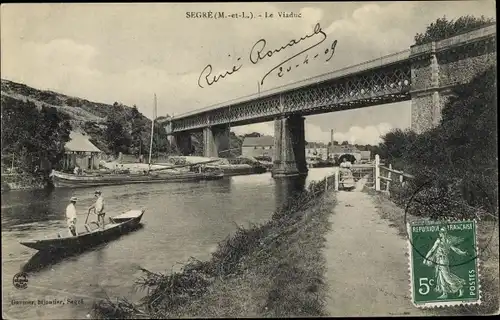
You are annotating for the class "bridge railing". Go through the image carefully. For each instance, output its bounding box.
[373,154,414,192]
[308,173,338,196]
[308,155,413,193]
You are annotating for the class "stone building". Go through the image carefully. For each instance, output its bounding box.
[241,136,274,158]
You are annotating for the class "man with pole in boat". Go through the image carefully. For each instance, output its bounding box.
[88,190,106,229]
[66,197,78,236]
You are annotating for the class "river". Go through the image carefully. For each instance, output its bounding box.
[1,168,334,320]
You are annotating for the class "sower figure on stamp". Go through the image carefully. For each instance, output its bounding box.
[88,190,105,229]
[66,197,78,236]
[424,226,467,299]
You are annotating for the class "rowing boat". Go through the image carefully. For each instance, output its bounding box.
[49,169,224,188]
[20,209,145,252]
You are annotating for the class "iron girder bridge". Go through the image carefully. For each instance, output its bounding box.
[163,49,412,134]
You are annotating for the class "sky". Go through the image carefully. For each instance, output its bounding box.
[1,1,495,145]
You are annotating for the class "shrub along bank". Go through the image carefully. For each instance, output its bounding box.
[365,183,499,316]
[1,173,50,191]
[92,176,336,319]
[373,61,498,314]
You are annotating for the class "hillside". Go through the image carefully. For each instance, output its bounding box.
[1,79,159,154]
[1,79,244,159]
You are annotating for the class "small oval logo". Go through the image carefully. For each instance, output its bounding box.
[13,272,28,290]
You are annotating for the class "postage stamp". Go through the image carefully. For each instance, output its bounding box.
[408,220,480,308]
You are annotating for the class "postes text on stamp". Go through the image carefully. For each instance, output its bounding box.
[408,220,480,307]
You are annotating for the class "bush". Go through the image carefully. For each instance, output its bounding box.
[381,65,497,219]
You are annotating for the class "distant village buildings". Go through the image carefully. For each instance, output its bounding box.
[241,134,372,163]
[305,145,371,163]
[241,136,274,158]
[305,147,329,160]
[329,145,371,163]
[61,131,103,171]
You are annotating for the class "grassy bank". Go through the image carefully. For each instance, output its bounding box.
[92,177,336,318]
[364,186,499,315]
[1,173,49,191]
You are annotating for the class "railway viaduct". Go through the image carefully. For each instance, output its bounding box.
[159,25,496,177]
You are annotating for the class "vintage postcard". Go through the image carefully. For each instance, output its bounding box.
[1,2,498,319]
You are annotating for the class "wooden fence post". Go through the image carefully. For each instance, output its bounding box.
[375,154,380,191]
[325,177,328,191]
[334,168,339,191]
[385,163,392,192]
[399,174,404,184]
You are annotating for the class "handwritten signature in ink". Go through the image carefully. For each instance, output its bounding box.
[197,22,338,88]
[197,55,243,89]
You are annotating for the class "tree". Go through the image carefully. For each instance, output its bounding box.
[439,66,497,170]
[341,140,349,145]
[414,15,495,45]
[105,118,132,156]
[379,65,497,214]
[129,105,147,155]
[379,128,418,163]
[1,96,71,173]
[36,106,71,169]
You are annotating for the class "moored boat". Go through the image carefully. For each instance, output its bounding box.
[20,209,145,252]
[204,163,267,176]
[49,169,224,188]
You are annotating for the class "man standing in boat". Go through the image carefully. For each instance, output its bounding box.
[66,197,78,236]
[88,190,105,229]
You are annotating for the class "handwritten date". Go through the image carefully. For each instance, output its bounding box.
[197,22,338,89]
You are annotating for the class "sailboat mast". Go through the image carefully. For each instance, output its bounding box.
[148,94,157,168]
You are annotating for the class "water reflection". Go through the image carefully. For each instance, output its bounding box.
[2,170,332,320]
[200,178,232,194]
[22,250,81,273]
[20,224,145,274]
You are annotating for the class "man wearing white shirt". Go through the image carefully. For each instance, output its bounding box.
[88,190,105,229]
[66,197,78,236]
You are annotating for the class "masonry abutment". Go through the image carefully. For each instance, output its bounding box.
[170,133,192,156]
[271,115,308,178]
[203,125,230,158]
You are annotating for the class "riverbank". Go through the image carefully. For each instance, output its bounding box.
[365,187,499,316]
[1,173,49,191]
[324,180,427,316]
[92,178,336,318]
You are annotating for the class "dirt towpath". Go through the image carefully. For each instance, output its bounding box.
[323,180,427,316]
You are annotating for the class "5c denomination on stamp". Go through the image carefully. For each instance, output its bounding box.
[408,220,480,308]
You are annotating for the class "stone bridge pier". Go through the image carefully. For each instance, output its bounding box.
[203,125,230,158]
[168,133,193,156]
[272,115,308,178]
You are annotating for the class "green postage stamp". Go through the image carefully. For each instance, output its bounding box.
[408,220,480,307]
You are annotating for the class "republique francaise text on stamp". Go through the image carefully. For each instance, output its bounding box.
[408,220,480,308]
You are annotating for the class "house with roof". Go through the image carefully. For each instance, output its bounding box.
[60,131,103,171]
[305,147,329,160]
[359,150,372,162]
[329,145,363,163]
[241,135,274,159]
